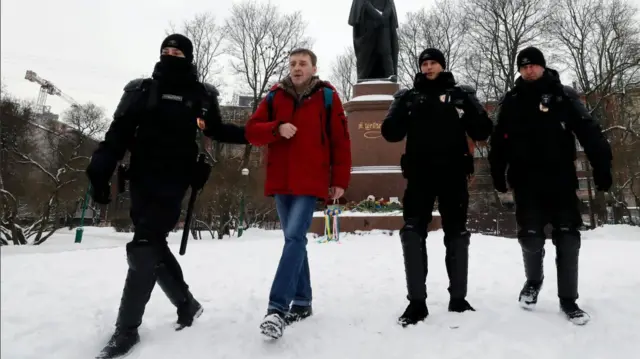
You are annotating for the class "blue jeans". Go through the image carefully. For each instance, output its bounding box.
[268,194,317,313]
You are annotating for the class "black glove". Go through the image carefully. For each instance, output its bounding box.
[491,169,508,193]
[448,87,482,116]
[592,167,612,192]
[449,89,468,110]
[89,181,112,204]
[86,154,116,204]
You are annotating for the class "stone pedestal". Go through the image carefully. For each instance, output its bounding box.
[343,81,406,203]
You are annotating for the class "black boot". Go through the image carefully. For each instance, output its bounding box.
[553,229,587,324]
[559,298,590,325]
[518,235,546,283]
[448,298,475,312]
[260,309,286,339]
[175,297,203,330]
[114,242,159,331]
[155,248,203,330]
[517,233,545,310]
[398,300,429,327]
[97,241,159,358]
[444,231,470,300]
[285,305,313,325]
[95,328,140,359]
[400,221,428,302]
[553,230,581,302]
[518,280,543,309]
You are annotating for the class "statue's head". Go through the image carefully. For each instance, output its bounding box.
[288,48,318,87]
[418,48,446,80]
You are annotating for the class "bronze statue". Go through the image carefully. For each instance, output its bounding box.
[348,0,399,82]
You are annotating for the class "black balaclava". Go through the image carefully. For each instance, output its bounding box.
[156,34,196,83]
[161,33,194,61]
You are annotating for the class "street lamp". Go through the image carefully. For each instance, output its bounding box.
[75,182,92,243]
[238,168,250,237]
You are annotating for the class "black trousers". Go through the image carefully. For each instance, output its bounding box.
[400,174,471,301]
[115,179,195,330]
[514,186,583,300]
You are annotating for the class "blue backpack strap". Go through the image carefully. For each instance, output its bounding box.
[266,90,277,122]
[323,87,333,139]
[322,87,335,165]
[323,87,333,107]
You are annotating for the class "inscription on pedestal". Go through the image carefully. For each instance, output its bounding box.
[357,121,382,139]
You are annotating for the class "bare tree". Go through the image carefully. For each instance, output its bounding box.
[168,12,226,86]
[548,0,640,115]
[328,47,357,101]
[190,154,269,238]
[605,95,640,225]
[63,103,110,145]
[397,0,469,88]
[461,49,496,104]
[548,0,640,225]
[2,103,108,244]
[224,0,311,168]
[602,90,640,224]
[463,0,552,101]
[1,94,38,245]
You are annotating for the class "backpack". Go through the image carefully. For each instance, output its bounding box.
[266,87,334,139]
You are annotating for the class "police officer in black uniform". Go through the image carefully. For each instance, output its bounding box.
[381,48,493,326]
[489,47,612,325]
[86,34,247,358]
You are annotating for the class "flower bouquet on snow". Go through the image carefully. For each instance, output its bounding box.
[345,195,403,213]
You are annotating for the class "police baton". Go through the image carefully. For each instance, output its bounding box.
[179,154,210,255]
[179,187,199,255]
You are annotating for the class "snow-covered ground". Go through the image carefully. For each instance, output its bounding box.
[2,225,640,358]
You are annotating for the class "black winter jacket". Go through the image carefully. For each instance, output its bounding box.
[488,68,612,191]
[381,72,493,178]
[88,59,247,185]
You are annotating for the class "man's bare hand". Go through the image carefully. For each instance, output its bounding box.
[497,192,513,204]
[278,123,297,139]
[329,186,345,200]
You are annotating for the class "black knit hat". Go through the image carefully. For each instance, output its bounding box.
[161,34,194,62]
[517,46,545,68]
[418,48,446,69]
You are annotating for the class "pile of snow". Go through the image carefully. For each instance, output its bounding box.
[349,94,394,102]
[2,225,640,358]
[581,224,640,241]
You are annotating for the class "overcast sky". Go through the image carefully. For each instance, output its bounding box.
[1,0,439,117]
[4,0,638,118]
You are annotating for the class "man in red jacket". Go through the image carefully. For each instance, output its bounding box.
[245,48,351,339]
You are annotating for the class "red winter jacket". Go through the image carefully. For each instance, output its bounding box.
[246,78,352,200]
